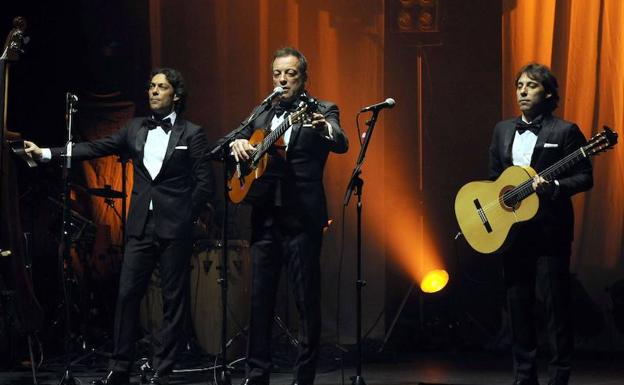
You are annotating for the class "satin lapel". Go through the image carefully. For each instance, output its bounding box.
[502,123,516,167]
[136,122,150,175]
[287,120,303,148]
[530,116,555,168]
[158,119,185,179]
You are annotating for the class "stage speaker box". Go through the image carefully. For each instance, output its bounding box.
[140,240,251,357]
[386,0,443,47]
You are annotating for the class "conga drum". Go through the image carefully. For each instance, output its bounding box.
[140,239,251,357]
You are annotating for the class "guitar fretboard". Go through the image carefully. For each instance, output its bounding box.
[504,147,587,206]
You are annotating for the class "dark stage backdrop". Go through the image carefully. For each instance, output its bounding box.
[149,0,505,347]
[4,0,620,356]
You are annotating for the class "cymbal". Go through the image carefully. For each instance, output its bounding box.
[87,185,125,199]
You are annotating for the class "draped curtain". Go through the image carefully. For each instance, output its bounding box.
[503,0,624,344]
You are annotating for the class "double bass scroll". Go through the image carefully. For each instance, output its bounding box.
[0,16,44,334]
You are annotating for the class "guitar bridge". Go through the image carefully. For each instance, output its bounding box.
[473,199,492,233]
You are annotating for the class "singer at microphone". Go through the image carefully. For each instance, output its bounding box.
[360,97,396,112]
[227,47,348,385]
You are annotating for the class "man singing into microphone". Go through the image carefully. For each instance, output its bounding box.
[25,68,214,385]
[229,47,348,385]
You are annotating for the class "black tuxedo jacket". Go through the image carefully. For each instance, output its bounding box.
[488,115,593,254]
[52,117,213,239]
[233,96,348,230]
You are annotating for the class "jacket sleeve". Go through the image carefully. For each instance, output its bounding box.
[323,103,349,154]
[51,122,130,160]
[556,123,593,197]
[488,122,505,180]
[189,127,215,216]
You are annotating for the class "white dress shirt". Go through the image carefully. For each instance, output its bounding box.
[144,111,176,209]
[512,116,538,167]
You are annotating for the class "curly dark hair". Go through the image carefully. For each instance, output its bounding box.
[149,67,187,114]
[515,63,560,114]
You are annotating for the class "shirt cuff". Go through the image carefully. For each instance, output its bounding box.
[41,148,52,162]
[551,179,560,199]
[325,122,334,140]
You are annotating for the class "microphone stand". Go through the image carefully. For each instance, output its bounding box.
[117,155,128,255]
[343,108,383,385]
[206,102,271,385]
[57,92,79,385]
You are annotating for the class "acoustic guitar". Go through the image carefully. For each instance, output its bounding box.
[455,126,618,254]
[228,98,316,203]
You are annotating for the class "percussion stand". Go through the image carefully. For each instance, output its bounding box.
[117,155,128,255]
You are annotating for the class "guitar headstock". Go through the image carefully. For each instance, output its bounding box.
[289,94,320,125]
[584,126,618,157]
[2,17,28,62]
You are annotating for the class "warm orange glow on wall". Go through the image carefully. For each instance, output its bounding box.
[383,204,446,285]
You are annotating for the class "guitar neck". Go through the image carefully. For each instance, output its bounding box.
[510,147,587,203]
[253,115,292,161]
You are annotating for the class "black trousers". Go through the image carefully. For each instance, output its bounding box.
[109,212,192,374]
[245,206,323,385]
[503,240,573,385]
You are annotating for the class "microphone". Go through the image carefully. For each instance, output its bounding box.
[66,92,79,103]
[360,98,396,112]
[260,86,284,105]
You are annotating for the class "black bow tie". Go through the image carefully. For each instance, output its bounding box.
[516,121,541,135]
[274,103,296,118]
[145,117,173,133]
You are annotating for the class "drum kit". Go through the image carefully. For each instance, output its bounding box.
[53,181,252,359]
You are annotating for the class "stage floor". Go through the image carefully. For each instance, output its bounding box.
[1,351,623,385]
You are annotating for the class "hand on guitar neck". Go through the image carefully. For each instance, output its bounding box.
[230,138,256,162]
[531,175,557,197]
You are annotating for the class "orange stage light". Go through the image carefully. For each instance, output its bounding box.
[419,269,449,293]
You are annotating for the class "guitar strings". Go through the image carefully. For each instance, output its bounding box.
[477,147,585,215]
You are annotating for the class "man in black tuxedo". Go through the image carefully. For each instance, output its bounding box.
[488,63,593,385]
[229,47,348,385]
[25,68,213,385]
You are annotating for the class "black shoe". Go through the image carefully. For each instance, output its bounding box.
[513,380,539,385]
[240,379,268,385]
[91,371,130,385]
[148,372,169,385]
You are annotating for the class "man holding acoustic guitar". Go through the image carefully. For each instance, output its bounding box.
[486,63,593,385]
[229,47,348,385]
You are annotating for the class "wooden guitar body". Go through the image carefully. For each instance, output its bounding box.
[455,166,539,254]
[226,99,314,204]
[228,128,269,204]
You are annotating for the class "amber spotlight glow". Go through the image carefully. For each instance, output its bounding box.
[420,269,449,293]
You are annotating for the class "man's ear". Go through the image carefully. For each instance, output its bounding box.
[173,94,180,101]
[545,93,552,99]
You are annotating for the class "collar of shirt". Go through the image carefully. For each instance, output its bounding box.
[158,111,176,127]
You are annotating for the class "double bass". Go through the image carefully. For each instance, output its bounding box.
[0,16,44,354]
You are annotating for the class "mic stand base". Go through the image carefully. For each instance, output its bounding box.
[351,375,366,385]
[57,368,80,385]
[214,367,231,385]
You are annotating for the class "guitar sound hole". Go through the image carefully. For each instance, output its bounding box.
[500,185,520,211]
